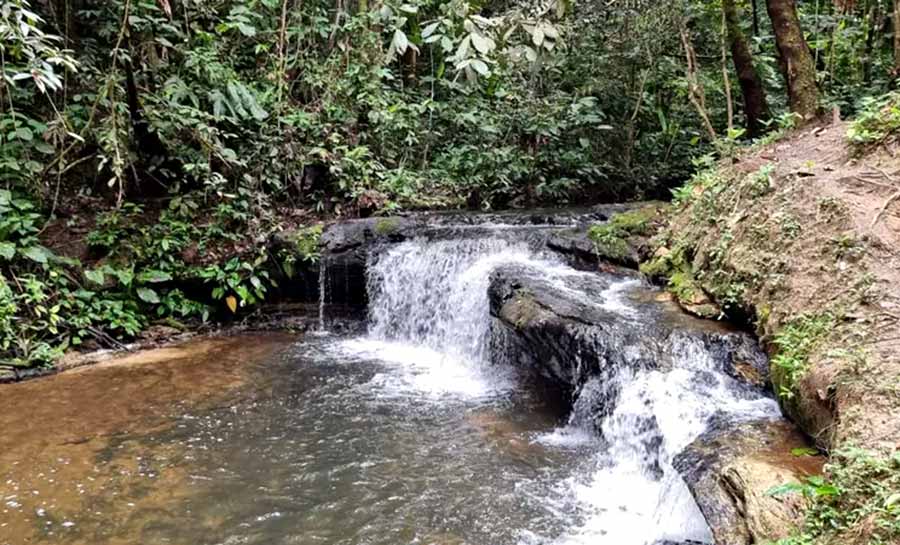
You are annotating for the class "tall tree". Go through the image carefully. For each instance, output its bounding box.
[723,0,770,137]
[767,0,819,122]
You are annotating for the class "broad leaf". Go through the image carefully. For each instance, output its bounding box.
[84,269,106,285]
[137,287,161,304]
[138,270,173,283]
[22,245,53,264]
[0,242,14,260]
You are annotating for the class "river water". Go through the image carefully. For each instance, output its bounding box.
[0,224,781,545]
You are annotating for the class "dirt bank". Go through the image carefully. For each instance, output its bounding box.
[638,120,900,544]
[646,121,900,453]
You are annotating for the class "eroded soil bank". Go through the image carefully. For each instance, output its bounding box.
[631,121,900,544]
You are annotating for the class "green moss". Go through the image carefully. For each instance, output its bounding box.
[771,313,836,400]
[588,224,630,260]
[639,244,716,316]
[374,217,400,235]
[588,205,660,261]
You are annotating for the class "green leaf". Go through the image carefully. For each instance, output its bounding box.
[766,483,805,497]
[137,287,161,304]
[22,245,53,264]
[115,268,134,287]
[0,242,15,260]
[138,270,173,283]
[422,22,440,39]
[470,59,489,76]
[391,29,409,55]
[14,127,33,141]
[790,447,819,457]
[471,33,494,55]
[84,269,106,285]
[236,22,256,37]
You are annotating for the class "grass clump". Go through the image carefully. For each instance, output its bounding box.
[771,448,900,545]
[771,313,837,399]
[847,92,900,147]
[293,225,323,262]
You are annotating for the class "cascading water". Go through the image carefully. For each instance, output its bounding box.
[366,237,548,363]
[344,226,781,545]
[0,218,788,545]
[317,254,329,331]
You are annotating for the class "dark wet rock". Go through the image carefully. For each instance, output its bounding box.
[546,229,599,270]
[674,419,823,545]
[488,264,771,420]
[318,217,426,307]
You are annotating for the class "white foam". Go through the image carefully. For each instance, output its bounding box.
[541,336,780,545]
[334,338,513,400]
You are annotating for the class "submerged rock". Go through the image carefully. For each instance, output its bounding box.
[674,419,823,545]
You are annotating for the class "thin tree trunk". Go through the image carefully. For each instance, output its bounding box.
[721,10,734,133]
[680,27,718,142]
[862,3,878,84]
[893,0,900,76]
[767,0,819,123]
[724,0,771,137]
[276,0,289,112]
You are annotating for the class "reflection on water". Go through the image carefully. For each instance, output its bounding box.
[0,333,596,545]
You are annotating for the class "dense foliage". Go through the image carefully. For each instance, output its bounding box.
[4,0,900,366]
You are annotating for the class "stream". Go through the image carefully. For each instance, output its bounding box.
[0,218,781,545]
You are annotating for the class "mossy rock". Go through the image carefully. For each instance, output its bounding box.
[640,245,720,319]
[374,217,401,235]
[588,204,667,265]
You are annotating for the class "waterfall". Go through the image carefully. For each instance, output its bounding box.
[341,226,780,545]
[551,333,779,545]
[318,254,329,331]
[365,237,557,364]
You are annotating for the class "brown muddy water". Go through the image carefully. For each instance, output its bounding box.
[0,332,584,545]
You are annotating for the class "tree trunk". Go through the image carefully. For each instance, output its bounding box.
[893,0,900,76]
[862,3,879,84]
[724,0,770,137]
[766,0,818,123]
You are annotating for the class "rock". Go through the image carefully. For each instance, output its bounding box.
[674,419,824,545]
[488,264,771,414]
[546,229,599,270]
[319,216,425,306]
[0,368,16,383]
